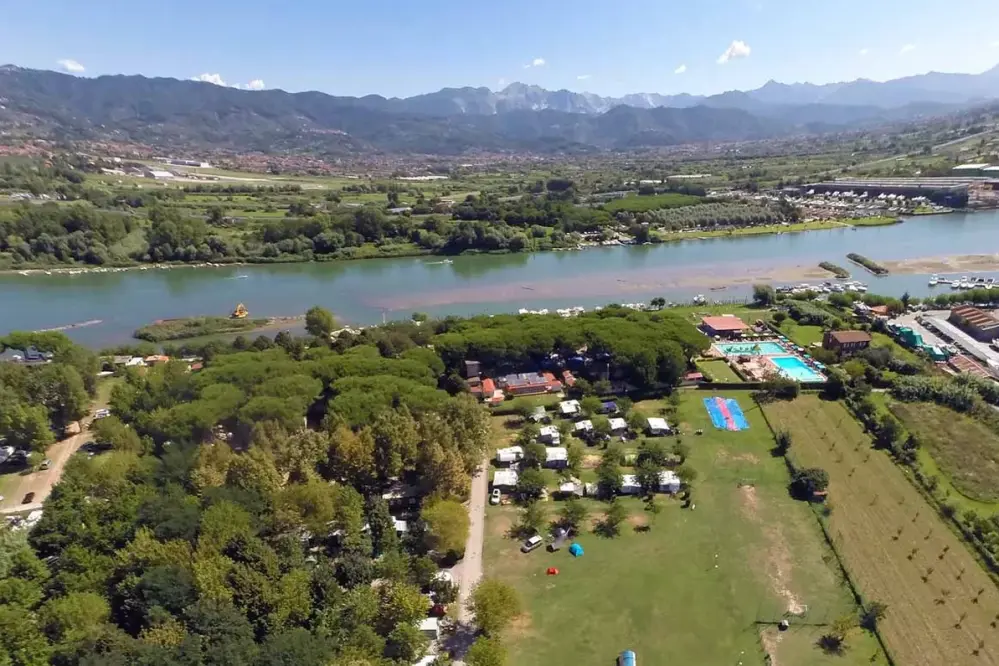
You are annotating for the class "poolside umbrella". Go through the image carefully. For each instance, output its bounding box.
[569,543,584,557]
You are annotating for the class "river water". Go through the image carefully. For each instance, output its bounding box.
[2,211,998,348]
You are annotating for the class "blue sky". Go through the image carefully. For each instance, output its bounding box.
[2,0,999,98]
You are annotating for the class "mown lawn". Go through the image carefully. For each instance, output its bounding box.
[775,321,825,347]
[696,359,743,382]
[484,391,882,666]
[888,401,999,503]
[765,395,999,666]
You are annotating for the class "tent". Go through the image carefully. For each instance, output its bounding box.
[569,543,584,557]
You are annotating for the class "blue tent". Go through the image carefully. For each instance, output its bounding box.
[569,543,584,557]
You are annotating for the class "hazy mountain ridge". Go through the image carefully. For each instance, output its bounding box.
[0,65,995,156]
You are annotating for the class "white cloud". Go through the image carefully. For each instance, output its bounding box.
[674,64,687,75]
[56,59,85,73]
[524,57,546,69]
[192,73,265,90]
[497,77,507,88]
[858,48,869,56]
[717,40,751,64]
[577,74,591,80]
[194,72,228,86]
[899,44,916,55]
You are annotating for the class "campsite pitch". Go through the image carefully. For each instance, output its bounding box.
[765,395,999,666]
[484,391,883,666]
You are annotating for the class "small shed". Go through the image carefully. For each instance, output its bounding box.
[608,417,628,433]
[496,446,525,464]
[646,417,670,436]
[544,447,568,469]
[492,469,519,489]
[416,617,440,640]
[559,399,580,416]
[539,425,561,445]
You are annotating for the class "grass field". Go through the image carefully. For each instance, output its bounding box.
[601,193,704,213]
[696,359,743,382]
[484,391,884,666]
[764,395,999,666]
[776,322,825,347]
[888,401,999,504]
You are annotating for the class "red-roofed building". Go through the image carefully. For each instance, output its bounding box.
[561,370,576,387]
[700,316,749,338]
[497,372,563,396]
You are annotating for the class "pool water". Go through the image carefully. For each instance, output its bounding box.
[715,341,786,356]
[770,355,825,382]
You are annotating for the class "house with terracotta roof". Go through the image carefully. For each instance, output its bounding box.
[823,330,872,354]
[496,371,562,396]
[700,315,749,338]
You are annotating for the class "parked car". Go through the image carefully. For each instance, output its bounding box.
[490,488,501,505]
[39,459,51,470]
[521,535,544,553]
[22,492,35,504]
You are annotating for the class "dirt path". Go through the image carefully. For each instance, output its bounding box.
[454,458,488,623]
[0,392,110,514]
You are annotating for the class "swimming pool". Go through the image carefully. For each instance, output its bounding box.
[770,355,826,382]
[715,341,786,356]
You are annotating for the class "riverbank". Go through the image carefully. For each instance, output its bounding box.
[883,254,999,274]
[1,216,900,276]
[134,315,272,342]
[654,215,898,242]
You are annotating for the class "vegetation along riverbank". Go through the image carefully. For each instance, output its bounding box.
[133,315,273,342]
[819,261,851,278]
[847,252,890,275]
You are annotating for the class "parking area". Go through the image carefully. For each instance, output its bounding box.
[915,311,999,367]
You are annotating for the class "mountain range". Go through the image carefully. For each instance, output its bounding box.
[1,65,998,156]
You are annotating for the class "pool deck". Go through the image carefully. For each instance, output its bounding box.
[708,336,826,383]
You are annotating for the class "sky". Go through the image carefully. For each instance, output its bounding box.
[2,0,999,99]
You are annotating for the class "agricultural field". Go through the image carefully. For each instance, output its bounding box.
[601,192,704,213]
[764,395,999,666]
[888,401,999,505]
[484,391,884,666]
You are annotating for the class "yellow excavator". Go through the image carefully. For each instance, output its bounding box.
[231,303,248,319]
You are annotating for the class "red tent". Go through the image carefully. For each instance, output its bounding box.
[546,567,559,576]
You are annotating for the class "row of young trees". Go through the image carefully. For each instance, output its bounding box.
[641,202,786,231]
[0,313,502,665]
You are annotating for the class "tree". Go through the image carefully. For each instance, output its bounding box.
[860,600,888,631]
[774,429,793,456]
[516,501,546,538]
[469,579,521,635]
[580,395,602,416]
[676,465,698,486]
[596,457,623,499]
[752,284,776,307]
[466,636,507,666]
[385,622,427,662]
[304,306,337,339]
[516,468,546,501]
[522,442,547,470]
[91,415,145,453]
[819,614,856,654]
[772,311,787,325]
[421,499,469,556]
[39,591,110,645]
[0,604,50,666]
[635,459,663,497]
[557,498,587,533]
[598,499,627,537]
[791,467,829,499]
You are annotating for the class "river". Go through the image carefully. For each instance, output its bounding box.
[2,211,998,348]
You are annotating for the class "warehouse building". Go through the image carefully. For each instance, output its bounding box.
[948,305,999,342]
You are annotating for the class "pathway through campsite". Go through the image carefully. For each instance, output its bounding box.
[455,458,488,622]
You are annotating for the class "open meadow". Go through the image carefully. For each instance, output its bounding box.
[483,391,884,666]
[764,395,999,666]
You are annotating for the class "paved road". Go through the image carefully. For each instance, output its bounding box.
[455,458,488,623]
